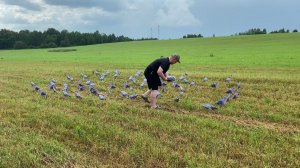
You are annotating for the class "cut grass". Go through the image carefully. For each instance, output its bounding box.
[0,33,299,167]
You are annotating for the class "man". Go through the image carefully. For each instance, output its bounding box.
[141,54,180,109]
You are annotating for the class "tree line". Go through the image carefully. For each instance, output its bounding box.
[238,28,298,35]
[183,28,298,38]
[0,28,134,49]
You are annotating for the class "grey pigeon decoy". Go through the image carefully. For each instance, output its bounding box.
[90,88,99,95]
[62,91,71,97]
[190,81,195,86]
[210,82,218,88]
[167,76,176,82]
[77,82,84,91]
[134,71,142,77]
[179,75,185,81]
[39,90,47,98]
[74,91,82,99]
[63,83,68,92]
[109,84,116,89]
[139,82,145,89]
[237,82,241,89]
[174,96,180,102]
[95,70,99,75]
[80,73,88,79]
[100,74,105,81]
[128,76,136,84]
[128,93,138,99]
[98,94,106,100]
[216,96,227,105]
[202,76,208,82]
[232,91,239,99]
[179,85,184,92]
[161,82,167,92]
[202,103,217,110]
[124,82,131,88]
[183,79,189,84]
[86,80,91,85]
[114,69,119,78]
[48,80,57,92]
[172,81,180,87]
[225,76,232,83]
[67,75,73,81]
[156,91,162,98]
[120,90,128,97]
[31,82,40,91]
[88,83,95,90]
[226,93,232,102]
[226,87,235,94]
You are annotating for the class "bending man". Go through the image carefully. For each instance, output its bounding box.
[142,54,180,109]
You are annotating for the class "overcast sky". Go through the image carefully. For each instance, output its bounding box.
[0,0,299,39]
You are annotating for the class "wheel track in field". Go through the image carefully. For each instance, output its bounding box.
[174,109,300,133]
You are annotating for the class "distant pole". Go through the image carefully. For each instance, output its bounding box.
[151,27,153,39]
[157,25,160,39]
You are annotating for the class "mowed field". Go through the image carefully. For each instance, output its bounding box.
[0,33,299,167]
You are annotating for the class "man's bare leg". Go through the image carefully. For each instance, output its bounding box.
[150,90,158,108]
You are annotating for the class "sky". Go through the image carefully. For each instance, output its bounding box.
[0,0,299,39]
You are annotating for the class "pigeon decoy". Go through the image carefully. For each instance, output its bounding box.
[100,74,105,81]
[237,82,241,89]
[225,76,232,83]
[80,73,88,79]
[156,91,162,98]
[128,76,136,84]
[210,82,218,88]
[98,94,106,100]
[172,81,180,87]
[216,96,227,105]
[183,79,189,84]
[128,93,138,99]
[179,75,185,81]
[85,80,91,85]
[67,75,73,81]
[120,90,128,97]
[95,70,99,75]
[202,76,208,82]
[124,82,131,88]
[161,82,167,92]
[62,90,71,97]
[226,93,232,102]
[31,82,40,91]
[74,91,82,99]
[48,81,57,92]
[167,76,176,82]
[90,88,99,95]
[109,84,116,89]
[179,85,184,92]
[226,87,235,94]
[190,81,195,86]
[174,96,180,102]
[202,103,217,110]
[139,82,145,89]
[232,91,239,99]
[77,82,84,91]
[39,90,47,98]
[63,83,68,92]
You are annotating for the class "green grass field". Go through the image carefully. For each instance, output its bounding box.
[0,33,299,167]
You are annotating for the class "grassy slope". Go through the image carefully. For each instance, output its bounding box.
[0,33,299,167]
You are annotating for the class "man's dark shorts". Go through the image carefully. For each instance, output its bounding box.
[144,71,161,90]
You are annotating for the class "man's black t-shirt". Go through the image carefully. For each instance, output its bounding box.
[144,57,170,76]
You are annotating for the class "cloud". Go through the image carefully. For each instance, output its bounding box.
[0,0,42,11]
[156,0,201,27]
[43,0,127,12]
